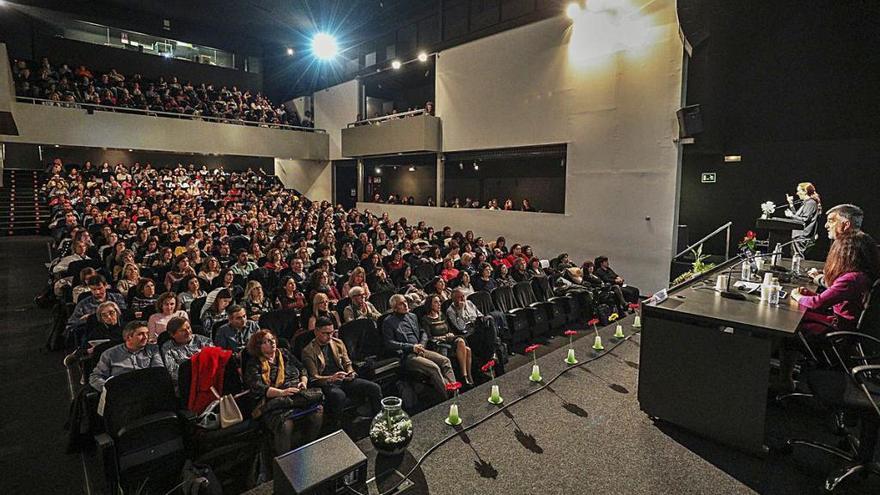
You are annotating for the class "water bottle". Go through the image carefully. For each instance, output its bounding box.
[771,243,783,267]
[741,259,752,280]
[768,278,781,305]
[791,253,802,275]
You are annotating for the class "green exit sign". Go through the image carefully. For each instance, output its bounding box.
[701,172,716,183]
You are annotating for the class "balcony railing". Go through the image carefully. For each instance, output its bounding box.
[347,108,429,128]
[15,96,325,133]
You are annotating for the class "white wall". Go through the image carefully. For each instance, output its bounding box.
[275,158,333,203]
[313,80,359,160]
[2,102,330,160]
[429,2,682,292]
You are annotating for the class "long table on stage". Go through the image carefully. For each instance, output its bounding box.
[637,258,822,455]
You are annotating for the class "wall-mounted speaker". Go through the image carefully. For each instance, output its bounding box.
[676,104,704,138]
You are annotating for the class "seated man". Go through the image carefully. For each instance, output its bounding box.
[382,294,455,400]
[446,288,505,377]
[160,316,213,393]
[88,320,163,392]
[593,256,639,306]
[230,249,258,278]
[213,304,259,352]
[342,286,381,323]
[301,317,382,421]
[67,274,128,345]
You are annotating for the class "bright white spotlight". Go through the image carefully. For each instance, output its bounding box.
[417,52,428,62]
[566,2,583,19]
[312,33,338,60]
[391,60,402,70]
[286,47,294,56]
[374,167,381,174]
[408,166,416,172]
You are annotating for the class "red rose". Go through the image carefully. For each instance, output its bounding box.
[480,360,496,372]
[588,318,600,326]
[564,330,577,336]
[628,303,640,309]
[524,344,541,354]
[445,381,462,392]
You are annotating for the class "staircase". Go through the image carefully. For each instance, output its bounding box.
[0,168,47,236]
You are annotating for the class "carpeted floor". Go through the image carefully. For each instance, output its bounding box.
[0,236,86,494]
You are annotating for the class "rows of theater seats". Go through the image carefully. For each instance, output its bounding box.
[45,159,617,492]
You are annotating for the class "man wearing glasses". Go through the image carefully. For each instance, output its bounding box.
[302,317,383,423]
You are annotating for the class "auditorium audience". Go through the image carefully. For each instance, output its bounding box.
[43,155,644,440]
[12,57,310,129]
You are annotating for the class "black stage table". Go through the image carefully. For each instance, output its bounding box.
[638,257,822,455]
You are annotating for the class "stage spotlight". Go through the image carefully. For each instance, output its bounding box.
[408,166,415,172]
[566,2,583,19]
[374,167,381,174]
[417,52,428,62]
[391,60,402,70]
[286,47,294,56]
[312,33,338,60]
[473,163,479,171]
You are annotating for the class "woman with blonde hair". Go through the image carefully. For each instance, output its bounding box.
[307,292,341,332]
[243,280,272,320]
[116,263,141,297]
[341,266,371,298]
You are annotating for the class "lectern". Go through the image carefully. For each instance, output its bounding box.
[755,217,804,254]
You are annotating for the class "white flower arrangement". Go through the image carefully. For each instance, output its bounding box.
[760,201,776,218]
[370,417,413,445]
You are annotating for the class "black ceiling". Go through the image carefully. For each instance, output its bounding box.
[8,0,437,56]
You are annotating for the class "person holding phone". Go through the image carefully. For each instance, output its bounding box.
[301,317,383,422]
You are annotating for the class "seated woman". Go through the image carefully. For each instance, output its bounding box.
[177,275,206,312]
[439,258,460,283]
[527,257,545,279]
[115,263,141,298]
[214,268,244,301]
[494,263,516,289]
[128,277,158,319]
[456,271,475,297]
[473,263,498,293]
[430,277,453,302]
[160,316,213,393]
[510,257,531,282]
[792,231,879,334]
[341,266,371,299]
[276,276,306,311]
[582,260,628,313]
[243,280,272,321]
[422,294,473,385]
[307,270,340,306]
[164,255,196,292]
[200,288,233,336]
[82,301,125,348]
[147,292,189,341]
[198,256,222,283]
[243,330,323,455]
[307,292,342,333]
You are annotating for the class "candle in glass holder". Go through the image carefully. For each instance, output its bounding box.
[489,385,502,404]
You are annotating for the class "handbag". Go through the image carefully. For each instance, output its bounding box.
[210,386,244,429]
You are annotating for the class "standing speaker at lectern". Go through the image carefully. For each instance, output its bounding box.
[783,182,822,258]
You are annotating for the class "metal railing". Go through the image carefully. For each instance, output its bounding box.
[673,221,733,262]
[15,96,326,133]
[347,108,429,128]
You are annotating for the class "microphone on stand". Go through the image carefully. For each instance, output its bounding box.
[774,198,803,211]
[720,238,802,300]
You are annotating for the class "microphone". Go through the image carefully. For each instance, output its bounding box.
[774,198,804,211]
[719,238,802,300]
